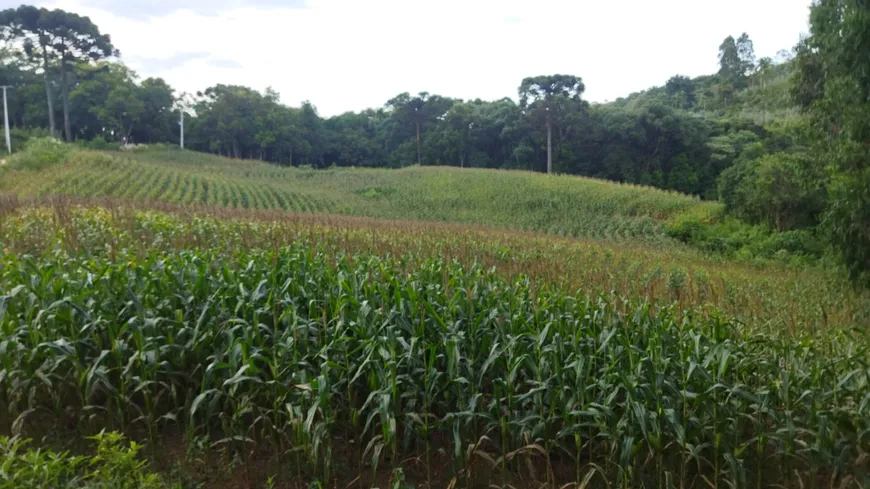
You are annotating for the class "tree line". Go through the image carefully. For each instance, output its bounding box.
[1,5,801,199]
[663,0,870,285]
[790,0,870,285]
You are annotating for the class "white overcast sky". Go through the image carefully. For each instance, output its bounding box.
[4,0,811,116]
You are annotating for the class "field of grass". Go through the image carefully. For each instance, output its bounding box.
[0,198,867,489]
[0,144,718,245]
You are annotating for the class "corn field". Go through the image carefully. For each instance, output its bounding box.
[0,199,868,488]
[0,145,714,246]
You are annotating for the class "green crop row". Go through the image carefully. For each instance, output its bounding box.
[0,145,719,247]
[0,203,868,488]
[1,155,332,215]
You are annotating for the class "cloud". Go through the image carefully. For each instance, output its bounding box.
[78,0,307,19]
[129,51,210,73]
[35,0,810,117]
[124,51,243,81]
[208,59,243,70]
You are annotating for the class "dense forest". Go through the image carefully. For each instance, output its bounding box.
[0,1,869,282]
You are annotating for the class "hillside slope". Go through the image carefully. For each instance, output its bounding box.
[612,62,797,118]
[0,144,718,245]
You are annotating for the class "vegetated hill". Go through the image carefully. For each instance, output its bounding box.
[0,143,718,245]
[610,61,798,124]
[726,64,800,124]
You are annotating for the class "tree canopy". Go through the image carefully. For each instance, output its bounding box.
[0,6,115,141]
[518,75,587,175]
[791,0,870,284]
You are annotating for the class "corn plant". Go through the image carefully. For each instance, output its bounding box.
[0,202,868,488]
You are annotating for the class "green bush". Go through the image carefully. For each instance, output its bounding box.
[0,432,174,489]
[85,137,122,151]
[749,229,825,258]
[666,209,824,261]
[9,127,52,153]
[664,209,711,243]
[7,137,72,170]
[88,136,110,150]
[717,152,826,231]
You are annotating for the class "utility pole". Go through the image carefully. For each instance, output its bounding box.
[175,92,191,150]
[1,86,10,154]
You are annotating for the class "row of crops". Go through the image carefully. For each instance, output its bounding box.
[0,202,868,488]
[522,215,668,244]
[0,198,864,335]
[130,144,712,220]
[0,145,721,247]
[8,155,335,214]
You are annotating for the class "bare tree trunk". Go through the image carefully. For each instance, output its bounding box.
[416,121,421,165]
[41,55,56,139]
[460,152,465,168]
[60,58,72,142]
[546,116,552,175]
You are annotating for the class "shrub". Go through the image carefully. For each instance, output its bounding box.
[88,136,110,150]
[749,229,825,258]
[7,137,72,170]
[0,432,173,489]
[9,127,51,153]
[664,209,713,243]
[666,209,824,261]
[717,152,826,231]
